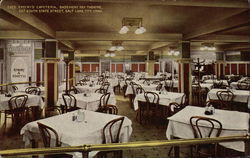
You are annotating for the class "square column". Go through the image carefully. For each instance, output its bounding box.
[43,40,59,107]
[178,42,192,104]
[146,51,155,76]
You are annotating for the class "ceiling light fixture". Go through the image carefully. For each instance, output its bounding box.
[200,43,216,51]
[105,50,116,57]
[119,17,146,34]
[109,41,124,51]
[168,46,180,56]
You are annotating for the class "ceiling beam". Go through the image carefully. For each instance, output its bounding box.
[0,31,43,39]
[219,43,250,51]
[193,34,250,43]
[56,32,182,42]
[184,11,249,40]
[61,0,249,8]
[1,2,74,50]
[76,45,149,51]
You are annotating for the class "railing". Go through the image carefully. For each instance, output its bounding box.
[0,81,44,92]
[0,134,249,158]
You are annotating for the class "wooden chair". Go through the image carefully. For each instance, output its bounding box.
[37,122,72,158]
[4,95,29,128]
[99,117,125,158]
[98,104,118,115]
[66,86,79,94]
[12,85,18,93]
[61,93,80,113]
[155,83,163,91]
[25,87,41,95]
[237,82,250,90]
[216,90,234,110]
[190,116,222,158]
[95,88,107,94]
[139,92,160,124]
[164,80,173,92]
[101,82,110,93]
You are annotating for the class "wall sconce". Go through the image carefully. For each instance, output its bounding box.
[119,17,146,34]
[200,43,216,51]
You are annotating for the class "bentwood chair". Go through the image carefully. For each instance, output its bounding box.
[216,90,234,110]
[155,83,163,91]
[61,93,80,113]
[66,86,79,94]
[99,117,125,158]
[25,87,41,95]
[97,92,111,111]
[190,116,222,158]
[164,80,174,92]
[11,85,18,93]
[138,92,160,124]
[237,81,250,90]
[95,88,107,94]
[4,94,29,129]
[37,122,72,158]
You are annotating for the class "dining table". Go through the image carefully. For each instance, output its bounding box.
[0,92,44,111]
[75,84,114,94]
[207,88,250,108]
[166,106,249,152]
[133,91,185,111]
[57,92,116,111]
[21,110,133,158]
[125,82,159,96]
[230,82,250,90]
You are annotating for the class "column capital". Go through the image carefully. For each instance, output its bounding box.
[176,58,193,63]
[43,57,60,63]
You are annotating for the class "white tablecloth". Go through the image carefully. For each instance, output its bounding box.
[207,88,250,108]
[0,93,44,111]
[125,83,158,96]
[166,106,249,152]
[133,91,184,111]
[192,83,213,90]
[58,93,116,111]
[230,82,249,90]
[75,85,114,94]
[21,110,133,158]
[204,80,228,86]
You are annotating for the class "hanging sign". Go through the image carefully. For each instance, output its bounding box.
[11,57,28,83]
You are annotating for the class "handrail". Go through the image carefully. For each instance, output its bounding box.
[0,134,249,157]
[0,81,44,87]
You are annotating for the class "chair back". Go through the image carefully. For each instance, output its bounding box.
[155,83,163,91]
[62,93,78,112]
[8,94,28,110]
[95,88,107,94]
[237,82,250,90]
[144,91,159,105]
[190,116,222,138]
[164,80,173,91]
[99,105,118,115]
[66,86,79,94]
[102,117,125,144]
[99,92,111,107]
[216,90,234,102]
[135,86,145,94]
[37,122,61,147]
[25,87,41,95]
[101,82,110,92]
[12,85,18,93]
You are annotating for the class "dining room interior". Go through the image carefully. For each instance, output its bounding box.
[0,0,250,158]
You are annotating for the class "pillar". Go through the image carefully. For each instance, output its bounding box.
[146,51,155,76]
[215,52,225,79]
[43,40,59,107]
[178,41,192,104]
[68,52,75,88]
